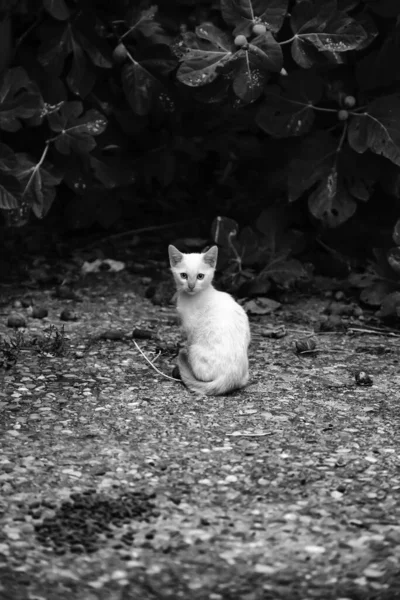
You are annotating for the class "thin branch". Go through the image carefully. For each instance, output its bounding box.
[348,327,400,337]
[134,341,181,382]
[75,218,203,251]
[16,12,44,49]
[279,35,296,46]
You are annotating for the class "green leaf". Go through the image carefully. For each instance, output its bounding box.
[290,0,368,68]
[308,167,357,227]
[67,34,96,98]
[393,219,400,245]
[177,24,235,87]
[238,226,261,265]
[0,171,21,209]
[288,131,337,202]
[125,5,171,45]
[348,95,400,166]
[263,257,307,287]
[256,69,323,137]
[360,281,394,307]
[0,142,18,172]
[48,101,107,154]
[14,153,62,219]
[211,215,239,248]
[339,147,380,202]
[356,19,400,91]
[387,247,400,275]
[364,0,400,18]
[43,0,70,20]
[38,15,112,97]
[377,291,400,318]
[0,67,42,132]
[122,58,175,116]
[256,205,288,254]
[221,0,288,35]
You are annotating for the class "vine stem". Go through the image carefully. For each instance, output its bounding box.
[133,341,181,382]
[279,35,296,46]
[21,142,50,198]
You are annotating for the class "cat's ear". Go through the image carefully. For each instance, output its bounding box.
[168,245,183,267]
[203,245,218,267]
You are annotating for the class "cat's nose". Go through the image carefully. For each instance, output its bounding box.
[188,283,195,290]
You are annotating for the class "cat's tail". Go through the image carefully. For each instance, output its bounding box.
[177,349,246,396]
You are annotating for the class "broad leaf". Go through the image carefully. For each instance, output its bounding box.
[48,101,107,154]
[348,95,400,166]
[256,69,323,137]
[256,205,288,254]
[263,256,307,287]
[377,291,400,318]
[288,131,361,226]
[356,21,400,91]
[0,142,18,172]
[122,58,175,116]
[14,153,62,219]
[387,247,400,275]
[238,226,261,265]
[43,0,70,20]
[0,141,22,209]
[0,67,42,132]
[221,0,288,35]
[38,15,112,97]
[177,24,235,87]
[393,219,400,245]
[211,215,239,248]
[339,147,380,202]
[232,32,282,102]
[0,171,21,209]
[90,156,136,189]
[67,34,96,98]
[290,0,368,68]
[360,281,394,307]
[308,167,357,227]
[288,131,337,202]
[364,0,400,18]
[125,5,171,45]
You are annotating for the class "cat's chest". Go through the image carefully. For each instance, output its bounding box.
[177,297,210,330]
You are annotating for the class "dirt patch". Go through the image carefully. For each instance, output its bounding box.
[1,273,400,600]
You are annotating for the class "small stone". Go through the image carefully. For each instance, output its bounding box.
[60,309,78,322]
[132,328,154,340]
[355,371,373,386]
[99,330,126,340]
[31,307,48,319]
[363,567,385,579]
[21,297,33,308]
[7,313,26,328]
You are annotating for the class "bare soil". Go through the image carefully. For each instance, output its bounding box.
[1,269,400,600]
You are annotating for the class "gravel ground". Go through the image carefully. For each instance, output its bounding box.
[1,271,400,600]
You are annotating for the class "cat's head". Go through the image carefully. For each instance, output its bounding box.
[168,245,218,295]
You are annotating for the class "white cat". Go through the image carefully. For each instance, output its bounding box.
[168,244,251,396]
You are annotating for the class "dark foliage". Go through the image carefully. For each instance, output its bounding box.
[1,0,400,309]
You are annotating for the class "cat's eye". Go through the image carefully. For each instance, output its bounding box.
[180,273,188,279]
[197,274,205,280]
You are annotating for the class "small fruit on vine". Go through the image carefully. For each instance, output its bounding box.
[343,95,356,108]
[338,109,349,121]
[113,42,128,63]
[234,35,248,47]
[252,23,266,35]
